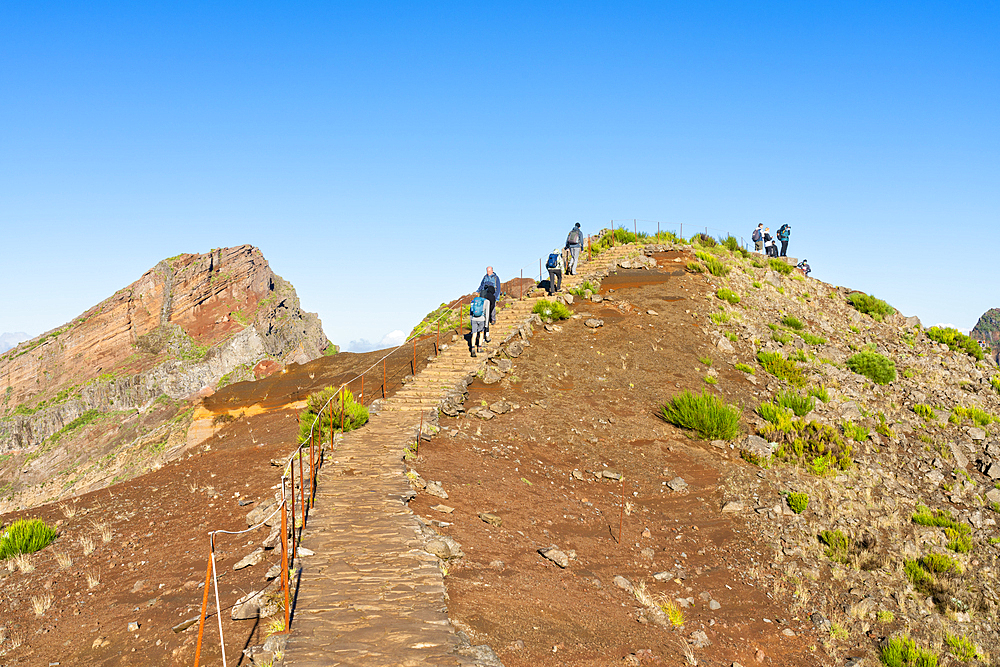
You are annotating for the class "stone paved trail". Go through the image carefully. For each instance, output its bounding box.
[283,245,633,666]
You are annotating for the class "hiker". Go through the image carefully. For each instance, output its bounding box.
[565,222,584,275]
[469,292,487,356]
[763,227,776,257]
[777,224,791,257]
[545,248,564,295]
[796,259,811,277]
[751,223,764,253]
[477,267,500,342]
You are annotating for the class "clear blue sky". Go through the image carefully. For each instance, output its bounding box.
[2,2,997,349]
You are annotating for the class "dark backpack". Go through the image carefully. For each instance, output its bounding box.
[752,228,762,242]
[567,229,581,245]
[470,297,485,318]
[482,282,496,298]
[777,225,789,241]
[546,253,560,269]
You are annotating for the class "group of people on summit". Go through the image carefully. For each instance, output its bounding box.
[465,220,811,357]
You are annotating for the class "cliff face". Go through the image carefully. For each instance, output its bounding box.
[0,245,329,454]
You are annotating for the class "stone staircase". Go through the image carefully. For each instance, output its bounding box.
[281,243,636,667]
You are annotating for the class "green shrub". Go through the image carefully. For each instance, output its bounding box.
[699,356,713,367]
[691,233,716,247]
[0,519,57,560]
[752,280,762,289]
[725,331,737,342]
[841,420,870,442]
[686,261,704,273]
[904,559,935,589]
[875,412,895,439]
[719,235,740,251]
[911,506,973,553]
[735,363,754,374]
[763,416,854,473]
[913,404,936,421]
[659,389,741,440]
[298,387,368,444]
[695,251,729,277]
[991,376,1000,394]
[787,492,809,514]
[879,636,938,667]
[846,350,897,385]
[920,553,962,575]
[532,299,572,321]
[775,390,814,417]
[944,633,982,662]
[787,348,809,363]
[771,330,792,344]
[950,405,995,427]
[846,292,895,322]
[716,288,740,305]
[710,312,732,325]
[876,610,895,623]
[768,258,792,275]
[780,315,804,330]
[703,375,717,385]
[799,331,826,345]
[568,280,600,297]
[756,350,806,387]
[926,326,984,361]
[818,530,851,562]
[807,385,830,403]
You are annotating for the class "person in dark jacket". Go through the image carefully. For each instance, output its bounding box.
[796,259,811,277]
[777,224,791,257]
[763,228,776,257]
[477,267,500,341]
[565,222,584,275]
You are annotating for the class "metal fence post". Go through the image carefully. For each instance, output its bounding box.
[280,497,290,631]
[192,547,214,667]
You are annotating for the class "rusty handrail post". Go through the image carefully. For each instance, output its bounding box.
[382,358,386,398]
[289,460,297,559]
[280,496,290,632]
[340,387,345,432]
[192,545,214,667]
[309,433,315,507]
[298,446,306,534]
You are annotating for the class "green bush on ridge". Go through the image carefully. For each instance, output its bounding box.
[846,350,896,385]
[659,389,741,441]
[846,292,895,322]
[0,518,57,560]
[532,299,572,321]
[298,387,368,444]
[926,326,984,361]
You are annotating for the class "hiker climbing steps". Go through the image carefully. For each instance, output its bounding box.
[282,241,636,666]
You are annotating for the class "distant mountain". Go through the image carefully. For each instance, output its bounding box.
[971,308,1000,348]
[0,332,30,353]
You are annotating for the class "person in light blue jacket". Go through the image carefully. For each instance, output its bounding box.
[477,267,500,341]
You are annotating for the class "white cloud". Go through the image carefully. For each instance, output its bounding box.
[346,329,407,353]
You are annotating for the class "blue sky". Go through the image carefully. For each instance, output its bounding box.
[2,2,997,349]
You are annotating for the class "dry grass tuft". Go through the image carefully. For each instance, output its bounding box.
[59,502,77,519]
[31,593,53,617]
[80,536,95,556]
[92,521,112,543]
[54,551,73,569]
[8,629,24,649]
[13,553,34,573]
[85,569,101,589]
[679,638,697,665]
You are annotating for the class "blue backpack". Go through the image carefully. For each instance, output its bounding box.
[470,297,485,318]
[546,253,560,269]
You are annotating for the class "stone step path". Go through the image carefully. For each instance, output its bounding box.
[282,245,634,667]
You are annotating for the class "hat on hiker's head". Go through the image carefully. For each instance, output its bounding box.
[575,222,581,227]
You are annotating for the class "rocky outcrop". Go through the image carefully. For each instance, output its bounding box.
[0,245,329,452]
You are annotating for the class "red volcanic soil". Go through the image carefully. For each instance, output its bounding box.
[0,340,439,667]
[411,255,824,666]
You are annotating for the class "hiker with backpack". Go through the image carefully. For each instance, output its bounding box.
[468,292,488,356]
[546,248,564,296]
[777,224,791,257]
[565,222,584,274]
[477,267,500,342]
[752,223,764,253]
[796,259,811,277]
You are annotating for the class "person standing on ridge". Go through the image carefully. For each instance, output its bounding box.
[545,248,565,296]
[763,227,776,257]
[477,267,500,342]
[751,223,764,253]
[777,224,791,257]
[565,222,584,275]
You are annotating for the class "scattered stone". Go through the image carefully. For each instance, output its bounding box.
[925,470,945,485]
[539,546,569,568]
[265,564,281,580]
[716,337,735,352]
[232,590,269,620]
[623,654,641,666]
[296,546,314,557]
[490,400,512,414]
[506,341,524,357]
[613,575,633,592]
[647,309,658,316]
[479,512,502,527]
[483,367,504,384]
[130,580,145,593]
[689,630,711,648]
[585,318,604,329]
[425,539,453,559]
[424,481,449,499]
[781,628,795,637]
[591,294,604,303]
[262,524,281,550]
[639,547,655,561]
[497,359,513,373]
[246,501,278,528]
[667,476,688,492]
[602,469,623,481]
[571,469,585,480]
[127,621,140,632]
[233,548,264,571]
[986,488,1000,504]
[652,571,671,582]
[709,599,721,610]
[430,504,455,513]
[740,435,772,459]
[969,427,987,441]
[171,617,199,633]
[721,501,744,513]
